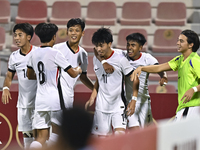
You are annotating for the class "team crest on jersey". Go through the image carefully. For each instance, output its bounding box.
[95,125,98,130]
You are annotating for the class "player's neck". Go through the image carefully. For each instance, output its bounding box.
[182,49,193,61]
[104,49,114,59]
[20,43,31,54]
[68,41,79,53]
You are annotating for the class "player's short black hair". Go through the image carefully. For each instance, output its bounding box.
[181,30,200,52]
[92,27,113,46]
[60,107,93,149]
[67,18,85,31]
[13,23,34,40]
[35,23,58,43]
[126,33,146,46]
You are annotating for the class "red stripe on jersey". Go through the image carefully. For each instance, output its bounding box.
[75,46,80,54]
[106,50,114,59]
[134,52,142,61]
[56,67,59,84]
[26,45,33,55]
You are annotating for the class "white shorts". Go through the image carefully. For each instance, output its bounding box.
[92,109,127,136]
[51,110,63,126]
[18,107,34,131]
[174,106,200,121]
[32,111,51,129]
[128,101,152,128]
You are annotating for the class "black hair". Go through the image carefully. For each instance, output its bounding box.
[67,18,85,31]
[13,23,34,40]
[92,27,113,46]
[35,23,58,43]
[181,29,200,52]
[126,32,146,46]
[60,107,93,149]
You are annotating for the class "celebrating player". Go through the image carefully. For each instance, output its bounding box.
[85,28,139,136]
[131,29,200,121]
[1,23,37,149]
[27,23,82,149]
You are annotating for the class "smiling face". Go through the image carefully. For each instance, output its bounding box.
[177,34,193,53]
[13,29,31,48]
[67,25,84,45]
[95,42,112,58]
[126,40,142,59]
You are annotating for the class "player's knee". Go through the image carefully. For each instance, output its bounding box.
[114,130,125,135]
[23,131,33,138]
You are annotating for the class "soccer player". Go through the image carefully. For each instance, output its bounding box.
[1,23,37,149]
[85,28,139,136]
[131,29,200,121]
[93,33,168,130]
[53,18,94,110]
[27,23,82,148]
[123,33,167,129]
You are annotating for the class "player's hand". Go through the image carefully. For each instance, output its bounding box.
[130,67,142,81]
[181,88,194,103]
[103,63,114,74]
[159,77,168,86]
[126,100,136,116]
[2,89,12,104]
[85,98,95,110]
[75,66,82,74]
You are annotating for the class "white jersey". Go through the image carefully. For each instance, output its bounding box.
[94,49,133,113]
[123,52,158,103]
[27,46,72,111]
[53,42,88,108]
[8,45,37,108]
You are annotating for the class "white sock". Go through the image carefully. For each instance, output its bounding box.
[23,137,34,149]
[47,133,58,147]
[29,141,42,149]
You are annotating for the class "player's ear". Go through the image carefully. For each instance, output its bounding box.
[27,35,31,41]
[81,30,85,37]
[189,43,194,50]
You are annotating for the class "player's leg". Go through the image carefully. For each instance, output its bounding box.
[112,109,127,135]
[48,110,63,146]
[17,108,34,149]
[30,111,51,149]
[91,110,112,137]
[127,102,140,131]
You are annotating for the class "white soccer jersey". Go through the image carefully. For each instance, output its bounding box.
[53,42,88,108]
[94,49,133,113]
[8,45,37,108]
[124,52,158,103]
[27,46,72,111]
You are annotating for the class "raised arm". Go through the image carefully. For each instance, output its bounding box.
[93,48,114,74]
[2,71,15,104]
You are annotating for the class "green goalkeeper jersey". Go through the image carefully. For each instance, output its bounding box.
[168,52,200,113]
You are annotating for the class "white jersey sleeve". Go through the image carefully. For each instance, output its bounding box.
[54,50,72,70]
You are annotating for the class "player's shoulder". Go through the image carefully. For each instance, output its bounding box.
[10,49,20,57]
[78,45,87,54]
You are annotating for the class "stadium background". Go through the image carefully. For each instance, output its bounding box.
[0,0,200,149]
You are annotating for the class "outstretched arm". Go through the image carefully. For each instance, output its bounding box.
[130,63,172,81]
[66,66,82,78]
[126,75,139,116]
[2,71,15,104]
